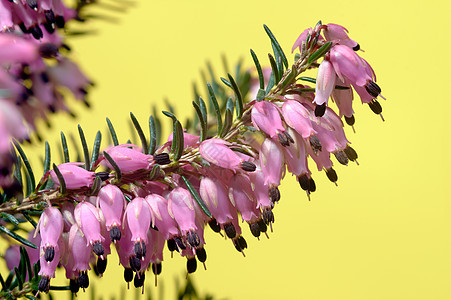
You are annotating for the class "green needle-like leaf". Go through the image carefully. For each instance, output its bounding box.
[265,71,275,95]
[152,106,162,146]
[0,226,37,249]
[220,77,232,88]
[0,273,5,290]
[263,24,288,69]
[90,131,102,170]
[43,141,51,175]
[298,76,317,84]
[106,117,119,146]
[308,41,332,64]
[78,125,90,170]
[130,112,149,154]
[1,212,19,225]
[268,53,280,84]
[181,175,212,218]
[60,131,70,163]
[13,267,23,290]
[192,101,207,142]
[221,98,234,137]
[250,49,264,90]
[173,120,184,161]
[207,83,222,136]
[103,151,121,181]
[13,141,35,193]
[19,246,32,283]
[13,154,22,189]
[227,73,243,119]
[22,212,37,228]
[25,295,39,300]
[52,163,66,194]
[148,116,157,155]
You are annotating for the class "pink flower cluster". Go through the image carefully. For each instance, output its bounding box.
[292,23,384,124]
[20,22,383,295]
[0,1,91,187]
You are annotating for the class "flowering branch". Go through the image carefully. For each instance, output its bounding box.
[0,21,385,298]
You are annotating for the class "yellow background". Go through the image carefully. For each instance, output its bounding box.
[2,0,451,299]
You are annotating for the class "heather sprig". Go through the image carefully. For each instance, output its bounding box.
[0,21,385,298]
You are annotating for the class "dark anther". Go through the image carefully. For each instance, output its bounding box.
[241,161,256,172]
[62,43,71,52]
[365,81,381,98]
[208,219,221,233]
[167,238,177,252]
[258,219,267,233]
[277,132,290,147]
[26,0,37,10]
[269,186,280,203]
[124,268,133,282]
[368,100,382,115]
[80,88,88,95]
[344,145,358,162]
[344,115,355,126]
[238,236,247,249]
[353,44,360,51]
[298,174,310,191]
[43,22,55,34]
[309,177,316,192]
[262,209,274,224]
[38,276,50,293]
[284,131,294,144]
[196,248,207,263]
[109,226,121,242]
[97,257,107,274]
[224,223,236,239]
[249,222,261,238]
[315,103,326,117]
[78,271,89,289]
[187,258,197,273]
[134,272,145,288]
[30,26,43,40]
[334,151,349,165]
[44,10,55,24]
[39,43,59,58]
[174,236,186,250]
[95,171,110,181]
[325,168,338,183]
[44,247,55,262]
[129,256,141,272]
[233,239,241,252]
[40,72,50,83]
[93,241,105,257]
[55,16,65,28]
[134,241,146,260]
[152,263,162,275]
[19,23,29,34]
[70,278,79,293]
[153,153,171,165]
[309,135,322,153]
[187,230,200,248]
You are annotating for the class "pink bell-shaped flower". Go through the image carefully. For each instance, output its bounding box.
[259,138,285,187]
[251,101,292,146]
[168,187,200,249]
[68,224,92,291]
[50,162,95,189]
[97,184,126,243]
[199,138,256,172]
[145,193,180,240]
[323,23,359,50]
[74,201,105,258]
[281,100,316,139]
[313,59,336,117]
[199,176,236,225]
[103,144,152,172]
[124,197,151,261]
[37,206,63,263]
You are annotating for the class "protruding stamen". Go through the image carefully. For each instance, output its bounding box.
[309,135,322,153]
[129,256,141,272]
[258,219,267,233]
[124,268,133,283]
[96,257,107,275]
[344,115,355,126]
[249,222,261,238]
[269,186,280,203]
[334,151,349,165]
[44,246,55,262]
[365,81,381,98]
[187,230,200,248]
[39,43,59,59]
[78,271,89,289]
[174,236,186,250]
[109,226,121,243]
[262,208,274,225]
[343,145,358,162]
[196,247,207,263]
[325,168,338,183]
[315,103,326,117]
[93,241,105,257]
[352,44,360,51]
[167,239,177,252]
[187,258,197,274]
[368,100,382,115]
[241,161,257,172]
[208,219,221,233]
[134,272,145,288]
[154,153,171,165]
[38,276,50,293]
[298,174,310,191]
[277,132,290,147]
[224,223,237,239]
[70,278,79,294]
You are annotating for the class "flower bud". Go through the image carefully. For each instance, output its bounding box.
[103,144,152,172]
[50,162,95,189]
